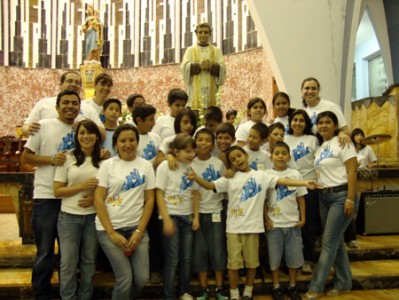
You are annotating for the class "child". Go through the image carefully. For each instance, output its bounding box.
[351,128,377,169]
[187,146,318,300]
[264,142,306,300]
[156,133,200,300]
[102,98,122,157]
[272,92,295,134]
[191,128,227,300]
[132,103,161,166]
[243,123,269,171]
[152,88,188,141]
[127,93,145,114]
[203,106,224,134]
[236,97,268,147]
[226,109,238,127]
[215,122,236,168]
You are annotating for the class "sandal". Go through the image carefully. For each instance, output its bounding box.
[304,291,321,300]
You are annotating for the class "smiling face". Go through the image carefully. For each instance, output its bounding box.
[94,80,112,101]
[249,101,266,122]
[115,130,138,161]
[56,94,81,124]
[175,145,196,164]
[195,132,214,158]
[317,116,338,141]
[301,80,320,107]
[273,96,290,118]
[290,113,307,137]
[77,124,98,154]
[216,132,235,152]
[60,73,82,93]
[227,149,250,172]
[271,145,291,171]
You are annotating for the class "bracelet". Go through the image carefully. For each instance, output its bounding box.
[345,199,354,204]
[50,154,56,166]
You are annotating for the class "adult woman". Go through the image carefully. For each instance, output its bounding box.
[94,124,155,299]
[82,5,103,62]
[54,120,102,300]
[236,97,268,147]
[272,92,295,133]
[305,111,357,299]
[285,109,320,274]
[301,77,350,142]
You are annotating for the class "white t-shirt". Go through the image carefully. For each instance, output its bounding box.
[95,156,155,230]
[24,96,104,129]
[304,99,347,134]
[158,134,175,155]
[137,132,162,164]
[155,161,199,216]
[84,98,103,115]
[213,169,278,234]
[152,114,175,141]
[24,118,75,199]
[314,136,357,187]
[243,145,269,171]
[285,134,318,180]
[54,155,99,215]
[357,146,377,169]
[266,168,307,228]
[273,116,290,135]
[102,129,117,157]
[235,120,256,143]
[191,156,226,213]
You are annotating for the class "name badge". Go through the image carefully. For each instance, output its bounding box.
[212,212,221,222]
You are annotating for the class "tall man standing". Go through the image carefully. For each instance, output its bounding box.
[22,90,81,300]
[181,22,226,111]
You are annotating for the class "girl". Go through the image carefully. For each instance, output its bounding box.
[272,92,295,133]
[305,111,357,300]
[54,120,102,300]
[351,128,377,169]
[236,97,268,147]
[94,124,155,300]
[156,133,200,300]
[285,109,320,274]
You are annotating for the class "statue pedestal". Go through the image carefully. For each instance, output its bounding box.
[79,64,104,99]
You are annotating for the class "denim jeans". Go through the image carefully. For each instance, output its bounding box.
[162,215,194,300]
[31,198,61,300]
[58,212,98,300]
[97,228,150,300]
[308,190,357,293]
[302,189,322,262]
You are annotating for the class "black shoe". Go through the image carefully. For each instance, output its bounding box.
[287,285,301,300]
[272,287,285,300]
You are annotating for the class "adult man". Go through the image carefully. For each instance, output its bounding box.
[22,71,105,140]
[22,90,81,300]
[181,22,226,111]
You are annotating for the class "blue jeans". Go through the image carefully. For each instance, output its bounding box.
[162,215,194,300]
[309,190,357,293]
[97,228,150,300]
[31,198,61,300]
[58,212,98,300]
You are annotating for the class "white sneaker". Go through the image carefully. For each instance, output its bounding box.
[180,293,194,300]
[347,240,359,249]
[302,262,312,274]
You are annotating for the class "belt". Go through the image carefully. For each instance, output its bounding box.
[322,185,348,193]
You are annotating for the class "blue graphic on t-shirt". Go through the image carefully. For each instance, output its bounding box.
[292,142,310,161]
[276,185,295,201]
[180,168,194,192]
[249,160,258,170]
[315,145,334,166]
[240,178,262,202]
[121,169,146,191]
[202,164,221,181]
[310,112,317,127]
[100,113,106,123]
[143,141,157,160]
[57,131,75,152]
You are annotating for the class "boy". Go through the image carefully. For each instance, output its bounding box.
[215,122,236,167]
[102,98,122,157]
[200,106,223,134]
[243,123,268,171]
[152,88,188,140]
[191,128,227,300]
[187,146,317,300]
[127,93,145,114]
[265,142,306,300]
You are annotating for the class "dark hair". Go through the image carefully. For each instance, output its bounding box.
[247,97,267,118]
[112,123,140,149]
[287,109,313,136]
[301,77,320,107]
[268,122,285,134]
[73,120,102,168]
[126,93,145,108]
[315,111,339,144]
[271,141,290,154]
[226,109,238,119]
[351,128,366,150]
[167,88,188,105]
[103,98,122,111]
[60,71,81,84]
[195,22,212,34]
[225,146,247,168]
[195,128,215,144]
[132,103,156,125]
[170,133,196,151]
[174,109,197,136]
[250,123,269,140]
[95,73,113,86]
[215,122,236,139]
[272,92,295,118]
[204,106,223,123]
[56,90,81,106]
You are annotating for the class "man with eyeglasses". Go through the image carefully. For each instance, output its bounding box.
[22,71,105,140]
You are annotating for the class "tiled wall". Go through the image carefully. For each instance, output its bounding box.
[0,47,274,136]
